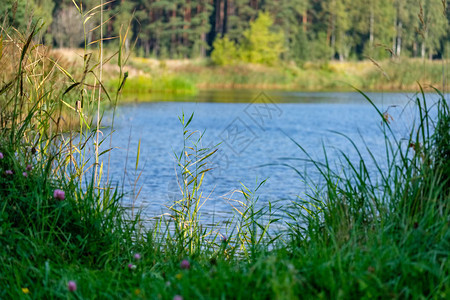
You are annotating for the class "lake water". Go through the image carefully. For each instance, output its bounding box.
[100,90,444,226]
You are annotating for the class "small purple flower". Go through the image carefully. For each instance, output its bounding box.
[128,263,136,270]
[67,281,77,292]
[53,189,65,200]
[26,164,32,171]
[221,234,228,243]
[0,152,3,159]
[173,295,183,300]
[5,170,13,175]
[180,259,190,270]
[22,172,28,177]
[134,253,141,260]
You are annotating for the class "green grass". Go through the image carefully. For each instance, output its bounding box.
[110,57,448,99]
[108,75,197,97]
[2,85,449,299]
[1,14,449,300]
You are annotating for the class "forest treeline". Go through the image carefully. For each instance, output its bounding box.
[1,0,449,63]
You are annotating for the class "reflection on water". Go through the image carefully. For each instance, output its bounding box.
[101,90,444,226]
[123,89,419,104]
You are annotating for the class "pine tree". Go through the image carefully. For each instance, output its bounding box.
[263,0,309,61]
[325,0,352,60]
[227,0,258,42]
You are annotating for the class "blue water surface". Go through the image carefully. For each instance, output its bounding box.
[99,90,445,226]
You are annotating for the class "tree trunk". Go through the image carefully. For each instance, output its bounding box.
[330,15,336,59]
[215,0,222,35]
[184,1,191,48]
[421,42,426,59]
[302,10,307,32]
[201,32,206,57]
[171,7,176,57]
[145,41,150,57]
[223,0,228,36]
[369,2,374,48]
[396,22,402,56]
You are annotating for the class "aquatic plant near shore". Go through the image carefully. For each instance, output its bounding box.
[165,112,218,255]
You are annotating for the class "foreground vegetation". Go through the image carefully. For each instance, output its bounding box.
[1,21,449,300]
[1,75,449,298]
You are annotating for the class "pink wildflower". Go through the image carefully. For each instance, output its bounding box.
[128,263,136,270]
[173,295,183,300]
[180,259,190,270]
[134,253,141,260]
[26,164,32,171]
[0,152,3,159]
[67,281,77,292]
[221,234,228,243]
[5,170,13,175]
[22,172,28,177]
[53,189,65,200]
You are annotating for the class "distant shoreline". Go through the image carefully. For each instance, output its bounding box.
[51,49,448,96]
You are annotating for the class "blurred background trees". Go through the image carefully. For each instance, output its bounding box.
[0,0,448,64]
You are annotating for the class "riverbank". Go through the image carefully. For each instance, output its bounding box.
[1,90,449,298]
[123,57,447,95]
[153,58,447,92]
[1,38,449,298]
[51,49,448,99]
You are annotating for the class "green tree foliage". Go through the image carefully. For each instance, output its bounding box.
[239,12,284,65]
[326,0,352,60]
[263,0,308,61]
[417,0,448,59]
[51,4,84,48]
[34,0,55,43]
[211,12,284,66]
[309,32,334,62]
[210,35,238,65]
[346,0,396,60]
[0,0,36,30]
[291,29,310,62]
[227,0,258,42]
[1,0,448,61]
[392,0,417,57]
